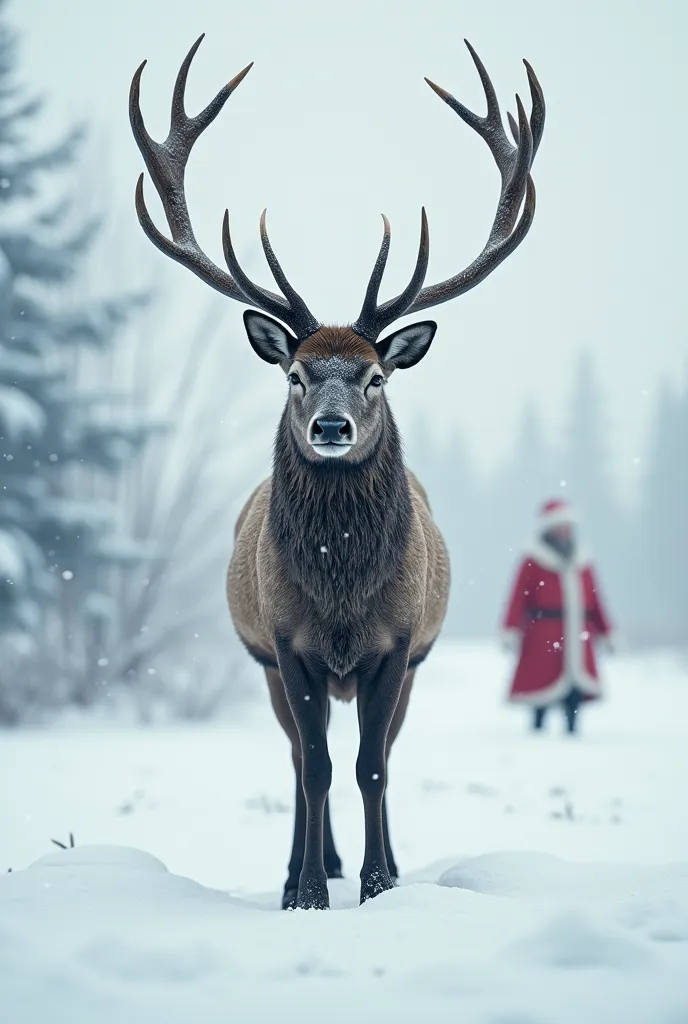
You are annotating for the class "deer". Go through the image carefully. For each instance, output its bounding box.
[129,35,545,910]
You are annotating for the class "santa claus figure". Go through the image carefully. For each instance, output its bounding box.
[501,499,615,733]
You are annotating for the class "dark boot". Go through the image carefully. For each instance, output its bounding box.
[562,687,582,734]
[533,707,547,730]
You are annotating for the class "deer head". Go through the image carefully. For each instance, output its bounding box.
[129,36,544,463]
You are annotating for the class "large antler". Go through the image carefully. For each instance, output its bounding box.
[354,40,544,340]
[129,35,320,340]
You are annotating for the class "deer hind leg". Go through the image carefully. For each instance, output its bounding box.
[380,666,416,881]
[322,699,343,879]
[265,669,342,909]
[356,638,411,904]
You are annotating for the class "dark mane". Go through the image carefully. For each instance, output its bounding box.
[269,397,412,622]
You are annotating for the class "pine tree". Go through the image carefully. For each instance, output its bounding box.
[558,350,623,625]
[636,374,688,645]
[403,417,483,636]
[0,6,150,720]
[496,399,558,547]
[487,400,559,631]
[559,353,614,535]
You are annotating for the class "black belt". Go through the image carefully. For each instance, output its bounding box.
[529,609,596,620]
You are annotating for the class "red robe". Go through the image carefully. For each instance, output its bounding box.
[502,542,614,705]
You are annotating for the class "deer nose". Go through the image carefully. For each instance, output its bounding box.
[312,418,353,444]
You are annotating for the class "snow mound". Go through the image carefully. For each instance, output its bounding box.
[507,909,652,970]
[1,849,687,1024]
[28,845,169,873]
[439,850,688,905]
[2,845,250,927]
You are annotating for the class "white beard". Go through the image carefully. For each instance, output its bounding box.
[311,444,353,459]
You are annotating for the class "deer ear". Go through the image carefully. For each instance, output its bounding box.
[243,311,297,365]
[375,321,437,370]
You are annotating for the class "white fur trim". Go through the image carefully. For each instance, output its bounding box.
[563,560,584,681]
[539,506,579,530]
[501,628,521,654]
[525,541,590,572]
[509,670,601,705]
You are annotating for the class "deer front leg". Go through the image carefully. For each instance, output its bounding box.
[356,637,411,904]
[265,669,342,909]
[275,636,331,910]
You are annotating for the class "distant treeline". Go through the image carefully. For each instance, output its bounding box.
[405,354,688,648]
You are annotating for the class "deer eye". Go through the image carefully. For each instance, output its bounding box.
[288,372,302,387]
[368,374,384,388]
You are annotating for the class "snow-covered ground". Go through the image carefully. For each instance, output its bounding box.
[2,642,688,1023]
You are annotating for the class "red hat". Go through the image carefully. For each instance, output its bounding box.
[538,498,578,530]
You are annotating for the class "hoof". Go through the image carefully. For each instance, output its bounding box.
[359,866,394,904]
[296,874,330,910]
[282,887,298,911]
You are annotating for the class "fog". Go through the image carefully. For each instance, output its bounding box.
[15,0,687,487]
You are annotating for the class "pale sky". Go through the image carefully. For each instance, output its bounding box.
[13,0,687,493]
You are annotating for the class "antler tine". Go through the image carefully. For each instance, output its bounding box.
[409,176,537,313]
[387,43,544,318]
[259,211,321,337]
[523,59,545,158]
[352,214,391,338]
[170,34,205,126]
[352,209,429,342]
[221,210,295,322]
[462,39,516,176]
[130,60,156,154]
[508,63,545,156]
[488,93,533,246]
[129,37,319,337]
[169,35,255,140]
[375,208,430,324]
